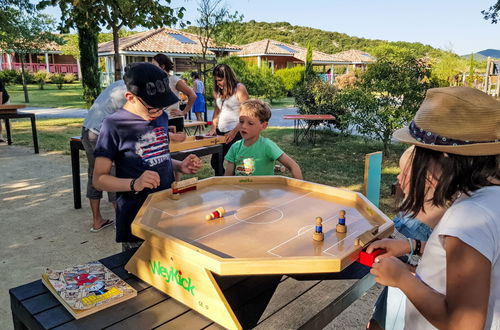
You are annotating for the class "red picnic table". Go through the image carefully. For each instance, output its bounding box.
[283,114,336,145]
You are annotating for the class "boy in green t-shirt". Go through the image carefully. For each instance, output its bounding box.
[224,99,303,179]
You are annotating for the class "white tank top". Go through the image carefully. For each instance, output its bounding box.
[166,74,181,118]
[216,84,241,132]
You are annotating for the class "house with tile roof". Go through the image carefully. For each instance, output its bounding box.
[332,49,375,72]
[0,41,79,77]
[236,39,355,83]
[98,27,241,83]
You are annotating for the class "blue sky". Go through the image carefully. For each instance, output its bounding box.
[37,0,500,55]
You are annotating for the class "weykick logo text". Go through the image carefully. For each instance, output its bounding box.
[149,260,196,296]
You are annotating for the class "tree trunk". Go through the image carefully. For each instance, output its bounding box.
[112,26,122,82]
[20,54,29,103]
[78,24,101,107]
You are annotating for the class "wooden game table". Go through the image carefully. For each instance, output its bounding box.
[125,176,393,329]
[9,248,379,330]
[283,114,335,145]
[70,135,226,209]
[0,104,39,153]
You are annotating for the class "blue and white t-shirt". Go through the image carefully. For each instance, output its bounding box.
[95,109,175,242]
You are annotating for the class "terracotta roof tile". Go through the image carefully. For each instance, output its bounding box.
[238,39,349,64]
[332,49,375,63]
[98,28,241,55]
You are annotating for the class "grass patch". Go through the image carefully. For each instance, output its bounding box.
[8,118,84,154]
[8,83,86,109]
[8,120,404,215]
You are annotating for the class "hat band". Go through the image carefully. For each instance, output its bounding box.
[409,121,497,146]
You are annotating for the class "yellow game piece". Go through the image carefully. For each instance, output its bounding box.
[206,207,225,221]
[336,209,347,233]
[312,217,324,241]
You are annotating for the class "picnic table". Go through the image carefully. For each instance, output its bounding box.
[9,248,377,330]
[283,114,335,145]
[183,120,206,136]
[69,136,224,209]
[0,104,39,153]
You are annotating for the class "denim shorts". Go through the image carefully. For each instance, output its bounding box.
[393,214,432,241]
[81,127,116,202]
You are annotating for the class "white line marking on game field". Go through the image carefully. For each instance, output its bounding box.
[267,215,337,256]
[235,207,284,224]
[193,192,314,242]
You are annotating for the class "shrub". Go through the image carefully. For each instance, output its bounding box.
[51,73,65,89]
[33,70,51,90]
[0,69,18,84]
[64,73,76,83]
[294,81,349,130]
[258,65,286,104]
[15,70,35,84]
[335,72,358,90]
[275,66,305,94]
[346,58,431,151]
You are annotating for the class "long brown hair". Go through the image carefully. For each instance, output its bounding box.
[399,146,500,217]
[213,64,239,99]
[153,54,174,72]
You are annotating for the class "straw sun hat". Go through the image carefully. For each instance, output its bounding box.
[393,86,500,156]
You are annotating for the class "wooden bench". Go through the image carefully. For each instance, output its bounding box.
[0,104,39,153]
[10,249,376,329]
[70,136,224,209]
[183,120,206,136]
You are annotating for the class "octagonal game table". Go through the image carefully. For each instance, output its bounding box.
[125,176,393,329]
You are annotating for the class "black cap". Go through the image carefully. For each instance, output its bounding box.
[123,62,178,109]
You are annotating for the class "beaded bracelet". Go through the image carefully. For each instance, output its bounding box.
[407,237,414,263]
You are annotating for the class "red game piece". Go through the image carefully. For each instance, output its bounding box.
[358,249,384,267]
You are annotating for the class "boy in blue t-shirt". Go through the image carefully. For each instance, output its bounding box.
[93,63,201,250]
[224,99,302,179]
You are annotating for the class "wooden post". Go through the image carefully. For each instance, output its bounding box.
[44,53,49,71]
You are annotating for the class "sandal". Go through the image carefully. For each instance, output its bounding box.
[90,219,114,233]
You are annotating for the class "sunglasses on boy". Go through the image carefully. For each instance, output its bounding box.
[136,96,167,114]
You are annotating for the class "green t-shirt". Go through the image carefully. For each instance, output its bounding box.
[225,137,284,176]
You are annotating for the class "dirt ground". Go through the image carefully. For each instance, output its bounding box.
[0,143,381,330]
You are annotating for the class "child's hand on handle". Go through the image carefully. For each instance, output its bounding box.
[371,256,412,287]
[180,154,202,174]
[224,129,237,143]
[366,238,411,259]
[207,126,217,136]
[135,170,161,191]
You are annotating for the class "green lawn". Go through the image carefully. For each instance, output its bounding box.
[7,118,404,215]
[8,83,87,108]
[7,83,296,110]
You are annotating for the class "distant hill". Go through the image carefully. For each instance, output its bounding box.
[461,49,500,60]
[184,21,449,59]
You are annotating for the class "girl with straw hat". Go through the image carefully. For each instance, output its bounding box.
[366,86,500,329]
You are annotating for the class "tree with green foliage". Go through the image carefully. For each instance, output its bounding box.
[347,56,431,151]
[194,0,243,60]
[96,1,186,81]
[482,1,500,23]
[185,21,447,59]
[275,66,305,94]
[40,1,186,82]
[304,42,314,82]
[0,0,33,33]
[0,9,63,102]
[430,51,467,87]
[38,0,102,106]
